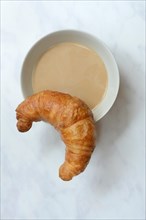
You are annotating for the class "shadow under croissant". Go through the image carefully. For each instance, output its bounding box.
[91,65,137,193]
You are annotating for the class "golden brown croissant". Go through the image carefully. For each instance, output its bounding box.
[16,90,96,181]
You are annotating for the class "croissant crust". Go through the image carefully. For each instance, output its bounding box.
[16,90,96,180]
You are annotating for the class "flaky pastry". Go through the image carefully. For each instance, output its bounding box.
[16,90,96,180]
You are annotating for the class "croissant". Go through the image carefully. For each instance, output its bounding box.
[16,90,96,181]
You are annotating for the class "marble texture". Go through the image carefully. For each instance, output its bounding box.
[1,1,145,219]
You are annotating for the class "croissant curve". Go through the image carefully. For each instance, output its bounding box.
[16,90,96,180]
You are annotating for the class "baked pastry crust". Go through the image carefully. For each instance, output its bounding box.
[16,90,96,180]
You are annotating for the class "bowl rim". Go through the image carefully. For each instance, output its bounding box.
[21,29,120,122]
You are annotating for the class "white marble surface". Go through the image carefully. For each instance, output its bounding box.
[1,1,145,219]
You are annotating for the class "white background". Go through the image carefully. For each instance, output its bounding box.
[1,1,145,220]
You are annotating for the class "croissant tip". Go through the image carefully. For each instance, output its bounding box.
[59,174,73,181]
[59,164,74,181]
[16,120,32,132]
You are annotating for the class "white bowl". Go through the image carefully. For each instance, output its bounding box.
[21,30,119,122]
